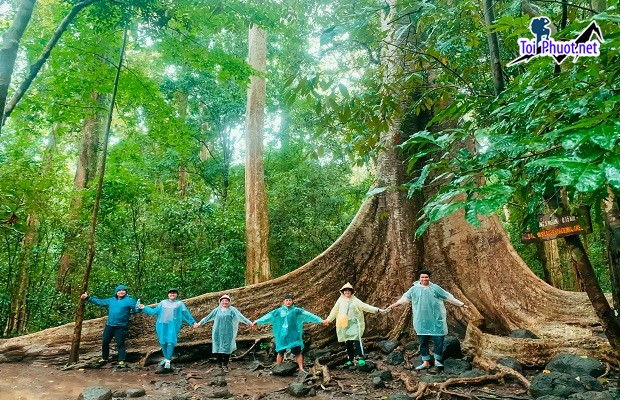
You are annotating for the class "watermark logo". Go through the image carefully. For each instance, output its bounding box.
[507,17,603,66]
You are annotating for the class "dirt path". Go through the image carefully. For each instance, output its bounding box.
[0,357,535,400]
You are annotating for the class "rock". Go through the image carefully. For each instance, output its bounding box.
[247,360,264,371]
[371,370,393,381]
[388,395,413,400]
[386,351,405,365]
[497,356,523,373]
[287,382,310,397]
[459,368,487,378]
[442,336,462,360]
[509,329,539,339]
[568,392,615,400]
[211,368,226,377]
[307,348,330,360]
[403,341,419,352]
[209,377,227,387]
[372,376,385,388]
[112,390,126,398]
[357,360,376,372]
[546,353,605,378]
[530,372,602,398]
[125,388,147,398]
[78,387,113,400]
[205,388,232,398]
[272,362,299,376]
[535,396,565,400]
[378,340,399,354]
[443,359,472,375]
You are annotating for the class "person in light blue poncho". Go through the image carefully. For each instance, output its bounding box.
[198,294,251,372]
[138,288,199,373]
[81,284,137,368]
[250,294,325,374]
[386,270,469,370]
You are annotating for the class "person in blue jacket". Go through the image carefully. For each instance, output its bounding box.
[137,288,199,373]
[80,284,137,368]
[250,294,326,374]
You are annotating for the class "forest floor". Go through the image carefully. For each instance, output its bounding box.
[0,352,537,400]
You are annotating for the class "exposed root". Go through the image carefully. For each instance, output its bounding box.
[401,370,512,400]
[474,356,531,389]
[313,358,331,385]
[232,337,268,360]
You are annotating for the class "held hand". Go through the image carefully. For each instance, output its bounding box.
[80,292,88,300]
[193,322,199,329]
[137,304,145,310]
[322,320,330,326]
[249,321,257,329]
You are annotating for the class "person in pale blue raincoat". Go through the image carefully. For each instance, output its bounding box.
[138,288,199,373]
[198,294,251,372]
[386,270,469,370]
[250,294,326,374]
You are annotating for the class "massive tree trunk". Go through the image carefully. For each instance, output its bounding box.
[0,1,613,368]
[245,23,271,284]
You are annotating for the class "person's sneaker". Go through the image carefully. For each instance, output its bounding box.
[434,360,443,368]
[344,361,353,367]
[164,360,171,370]
[96,358,109,365]
[357,359,366,367]
[117,361,127,368]
[415,363,430,370]
[158,359,166,366]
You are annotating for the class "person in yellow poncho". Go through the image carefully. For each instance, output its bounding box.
[325,283,385,367]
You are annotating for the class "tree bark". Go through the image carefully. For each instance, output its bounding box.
[245,23,271,285]
[0,0,37,135]
[604,193,620,319]
[56,92,104,294]
[69,28,128,363]
[482,0,504,95]
[563,234,620,349]
[2,0,101,125]
[4,124,57,336]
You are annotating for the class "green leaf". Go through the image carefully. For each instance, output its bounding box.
[589,122,619,151]
[603,155,620,191]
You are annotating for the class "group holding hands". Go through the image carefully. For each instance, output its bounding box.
[82,269,469,374]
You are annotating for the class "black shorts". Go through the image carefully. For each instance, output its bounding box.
[278,346,302,356]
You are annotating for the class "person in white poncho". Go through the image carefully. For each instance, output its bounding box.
[325,283,385,367]
[198,294,251,372]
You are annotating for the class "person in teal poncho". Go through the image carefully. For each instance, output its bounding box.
[386,270,469,370]
[138,288,199,373]
[250,294,325,374]
[80,284,137,368]
[198,294,251,372]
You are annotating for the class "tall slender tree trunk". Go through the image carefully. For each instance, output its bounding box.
[245,23,270,284]
[4,124,57,336]
[2,0,101,126]
[69,28,127,363]
[482,0,504,95]
[56,92,104,294]
[0,0,37,134]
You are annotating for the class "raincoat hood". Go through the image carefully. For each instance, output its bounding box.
[339,282,354,294]
[115,285,129,295]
